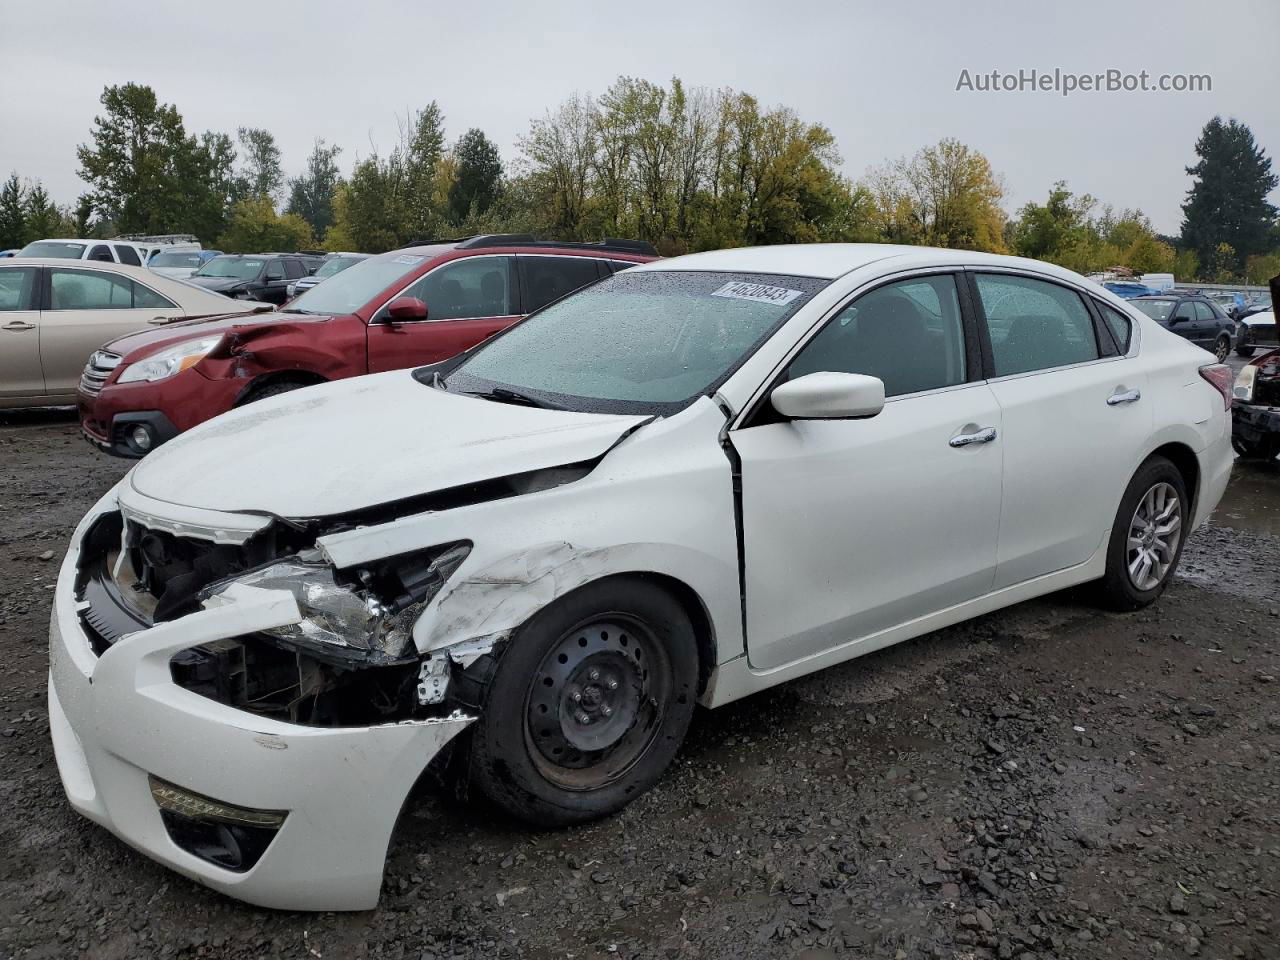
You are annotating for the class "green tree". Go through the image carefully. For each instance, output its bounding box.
[868,138,1006,251]
[76,83,190,233]
[448,129,503,225]
[1180,116,1278,276]
[0,174,26,248]
[403,103,447,240]
[286,139,343,238]
[23,182,65,239]
[217,196,313,252]
[1172,248,1199,282]
[1009,182,1096,260]
[1246,252,1280,286]
[235,127,284,201]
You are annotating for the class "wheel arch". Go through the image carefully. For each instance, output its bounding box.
[234,369,329,405]
[1147,441,1200,513]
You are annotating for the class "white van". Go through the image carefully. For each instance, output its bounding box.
[14,238,149,267]
[1141,273,1175,293]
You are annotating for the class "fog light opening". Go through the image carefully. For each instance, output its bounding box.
[130,425,153,452]
[149,776,287,873]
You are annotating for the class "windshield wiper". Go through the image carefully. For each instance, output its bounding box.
[463,386,565,410]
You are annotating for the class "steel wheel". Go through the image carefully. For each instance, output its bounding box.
[1215,336,1230,362]
[1126,481,1182,591]
[524,615,671,791]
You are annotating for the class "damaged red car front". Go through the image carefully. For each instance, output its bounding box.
[1233,345,1280,460]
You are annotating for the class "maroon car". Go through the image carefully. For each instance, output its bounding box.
[79,236,656,456]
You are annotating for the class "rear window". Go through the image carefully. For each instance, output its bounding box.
[18,241,85,259]
[1131,299,1176,321]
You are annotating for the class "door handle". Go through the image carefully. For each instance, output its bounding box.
[949,426,997,447]
[2,320,35,331]
[1107,388,1141,406]
[148,316,170,324]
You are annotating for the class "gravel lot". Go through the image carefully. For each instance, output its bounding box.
[1,404,1277,960]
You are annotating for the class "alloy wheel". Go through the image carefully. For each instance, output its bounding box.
[1215,337,1230,362]
[1126,481,1182,591]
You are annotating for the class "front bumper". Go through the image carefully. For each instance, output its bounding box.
[1232,402,1280,446]
[49,525,473,911]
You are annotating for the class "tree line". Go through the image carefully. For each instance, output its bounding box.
[2,79,1276,284]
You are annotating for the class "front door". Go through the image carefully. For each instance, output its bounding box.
[733,273,1004,671]
[366,256,520,372]
[0,266,43,398]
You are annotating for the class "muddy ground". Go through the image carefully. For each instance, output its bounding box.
[0,405,1277,960]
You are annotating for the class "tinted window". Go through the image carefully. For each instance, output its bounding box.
[1099,303,1133,352]
[1132,299,1175,321]
[16,241,84,259]
[519,256,601,313]
[284,259,306,280]
[50,269,134,309]
[1172,302,1195,323]
[0,267,37,311]
[609,260,640,273]
[116,245,142,267]
[265,260,286,281]
[403,257,513,320]
[88,245,115,262]
[1194,302,1217,323]
[132,282,175,309]
[448,270,827,414]
[976,274,1098,376]
[788,274,967,397]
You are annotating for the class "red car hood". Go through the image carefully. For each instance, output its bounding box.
[105,309,338,359]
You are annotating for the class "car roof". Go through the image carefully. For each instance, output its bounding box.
[626,243,1101,282]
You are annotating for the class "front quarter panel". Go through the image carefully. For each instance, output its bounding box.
[317,398,743,678]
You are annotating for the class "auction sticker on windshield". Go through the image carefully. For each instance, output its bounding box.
[711,281,803,305]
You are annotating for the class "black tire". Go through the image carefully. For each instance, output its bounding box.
[1236,344,1254,358]
[1214,335,1231,362]
[1095,456,1189,612]
[238,379,314,406]
[465,577,698,827]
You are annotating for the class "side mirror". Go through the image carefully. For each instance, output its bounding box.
[770,372,885,420]
[387,296,428,322]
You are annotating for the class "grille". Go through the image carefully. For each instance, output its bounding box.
[79,350,122,396]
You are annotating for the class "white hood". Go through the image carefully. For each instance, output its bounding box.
[129,370,650,518]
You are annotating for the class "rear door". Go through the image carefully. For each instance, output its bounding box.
[366,256,519,372]
[971,271,1151,589]
[40,267,175,397]
[517,255,605,313]
[1193,301,1220,348]
[0,266,44,398]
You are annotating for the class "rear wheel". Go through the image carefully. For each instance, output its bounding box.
[1214,335,1231,362]
[465,578,698,826]
[1095,456,1188,611]
[1236,342,1254,358]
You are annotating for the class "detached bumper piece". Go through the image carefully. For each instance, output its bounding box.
[1232,403,1280,447]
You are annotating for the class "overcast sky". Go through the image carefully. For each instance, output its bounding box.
[4,0,1277,235]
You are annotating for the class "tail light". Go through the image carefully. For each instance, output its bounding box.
[1199,363,1233,410]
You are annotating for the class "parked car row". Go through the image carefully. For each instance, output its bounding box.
[48,240,1235,911]
[79,236,656,455]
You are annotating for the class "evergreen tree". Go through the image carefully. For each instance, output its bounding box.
[448,129,503,225]
[1180,116,1278,276]
[0,174,26,248]
[286,140,343,238]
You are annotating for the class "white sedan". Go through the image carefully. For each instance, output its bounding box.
[0,258,254,408]
[50,244,1233,910]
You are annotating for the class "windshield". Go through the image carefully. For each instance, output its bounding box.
[18,241,84,259]
[444,270,828,415]
[286,253,429,315]
[150,252,203,268]
[195,256,264,279]
[1132,299,1176,321]
[314,257,361,279]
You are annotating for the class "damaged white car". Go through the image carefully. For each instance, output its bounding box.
[50,244,1234,910]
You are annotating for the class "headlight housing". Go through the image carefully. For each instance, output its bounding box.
[117,335,224,383]
[203,544,471,663]
[1234,364,1257,402]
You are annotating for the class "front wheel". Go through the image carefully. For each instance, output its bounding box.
[465,578,698,826]
[1214,335,1231,362]
[1095,456,1188,611]
[1236,343,1254,358]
